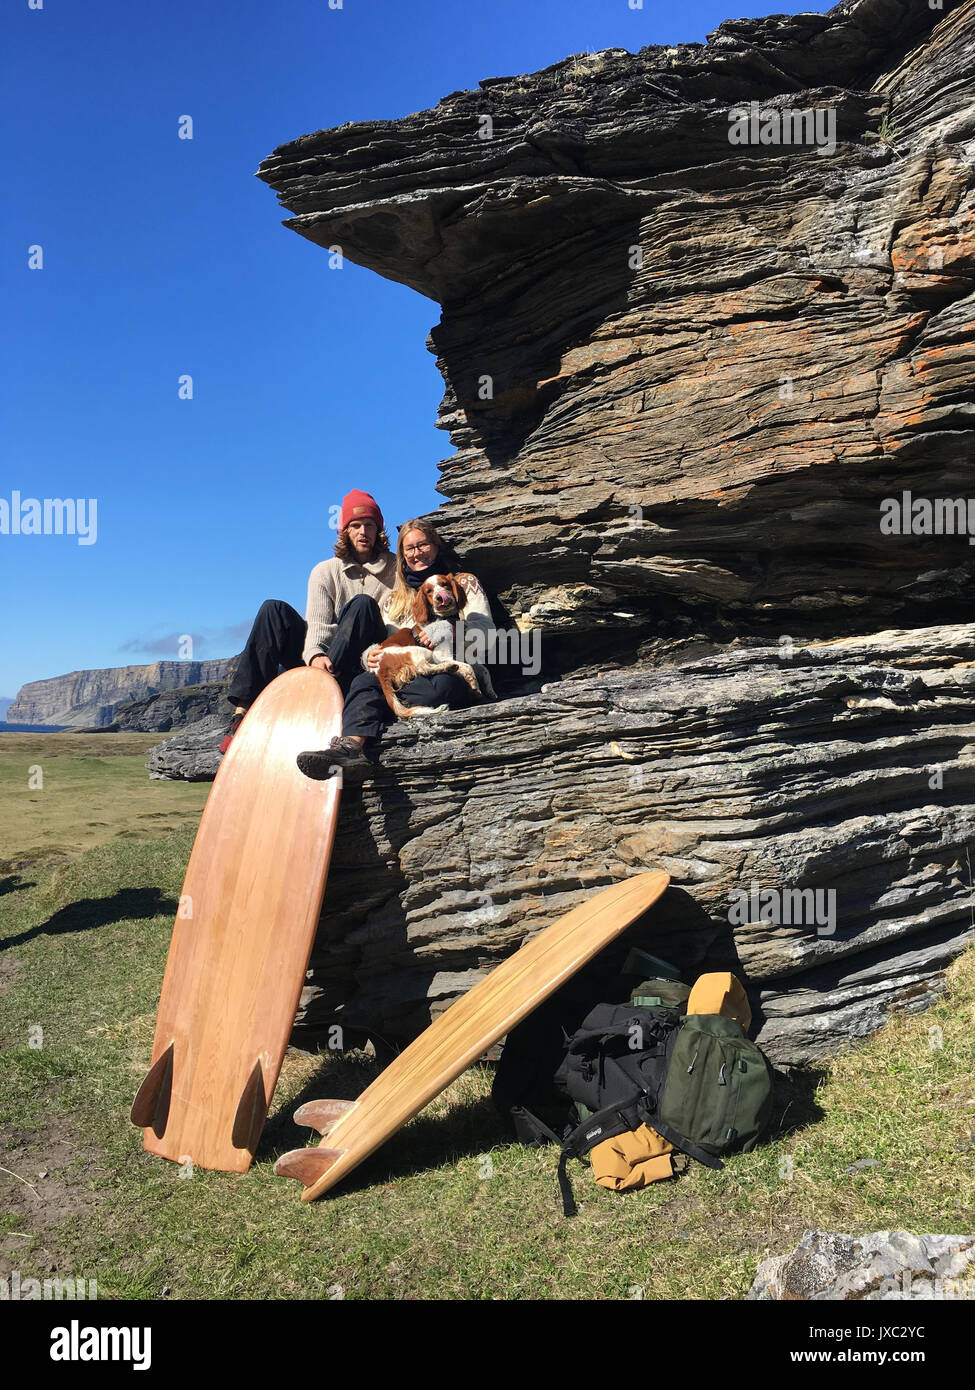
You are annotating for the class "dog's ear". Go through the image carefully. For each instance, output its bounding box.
[449,575,467,609]
[412,584,432,626]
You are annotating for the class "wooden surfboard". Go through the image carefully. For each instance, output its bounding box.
[275,869,670,1201]
[131,666,344,1172]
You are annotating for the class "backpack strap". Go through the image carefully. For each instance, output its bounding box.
[643,1117,725,1171]
[557,1095,649,1217]
[506,1105,586,1214]
[600,1053,726,1171]
[557,1149,578,1217]
[508,1104,565,1148]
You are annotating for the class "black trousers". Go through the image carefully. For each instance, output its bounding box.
[226,594,387,706]
[342,669,476,740]
[227,596,475,739]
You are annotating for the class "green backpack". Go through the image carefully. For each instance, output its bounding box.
[659,1012,774,1156]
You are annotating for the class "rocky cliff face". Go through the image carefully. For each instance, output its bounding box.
[102,682,230,734]
[144,0,975,1067]
[149,624,975,1066]
[292,624,975,1063]
[257,0,975,672]
[8,660,236,729]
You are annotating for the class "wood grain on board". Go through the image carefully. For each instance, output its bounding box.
[133,666,343,1172]
[276,870,670,1200]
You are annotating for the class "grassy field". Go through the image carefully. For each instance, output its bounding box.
[1,734,973,1300]
[0,731,209,873]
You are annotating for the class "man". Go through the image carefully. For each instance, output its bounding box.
[303,491,398,687]
[220,489,395,751]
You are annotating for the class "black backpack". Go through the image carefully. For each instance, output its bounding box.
[494,990,775,1216]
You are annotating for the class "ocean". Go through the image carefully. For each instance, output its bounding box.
[0,723,72,733]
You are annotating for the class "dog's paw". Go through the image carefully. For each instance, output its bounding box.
[454,662,480,692]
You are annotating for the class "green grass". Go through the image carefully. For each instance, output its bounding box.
[0,730,209,872]
[863,110,901,151]
[1,738,973,1299]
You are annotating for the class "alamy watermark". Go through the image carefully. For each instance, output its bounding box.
[50,1319,150,1370]
[0,491,97,545]
[728,882,837,936]
[880,491,975,545]
[728,101,836,156]
[832,1267,975,1300]
[1,1268,97,1300]
[454,619,540,677]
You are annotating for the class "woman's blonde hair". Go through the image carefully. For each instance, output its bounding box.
[386,517,445,625]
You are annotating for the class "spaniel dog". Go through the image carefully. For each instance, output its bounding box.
[374,574,481,719]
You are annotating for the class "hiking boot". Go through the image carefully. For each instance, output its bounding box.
[297,737,371,780]
[219,711,245,755]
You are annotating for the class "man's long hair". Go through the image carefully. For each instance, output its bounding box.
[333,525,391,564]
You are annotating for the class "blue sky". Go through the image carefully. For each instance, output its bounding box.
[1,0,831,699]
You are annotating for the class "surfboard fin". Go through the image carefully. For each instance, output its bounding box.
[274,1146,344,1192]
[231,1059,268,1152]
[292,1098,356,1136]
[130,1042,175,1138]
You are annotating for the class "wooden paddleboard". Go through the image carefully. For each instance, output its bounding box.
[132,666,344,1172]
[275,869,670,1201]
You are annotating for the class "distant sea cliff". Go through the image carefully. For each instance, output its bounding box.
[6,659,237,729]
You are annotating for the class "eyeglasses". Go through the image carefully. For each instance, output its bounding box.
[403,542,433,557]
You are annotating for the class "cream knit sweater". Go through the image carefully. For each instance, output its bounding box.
[302,553,398,664]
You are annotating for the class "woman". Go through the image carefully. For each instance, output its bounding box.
[298,518,496,775]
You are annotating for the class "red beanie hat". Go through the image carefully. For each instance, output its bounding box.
[339,490,383,532]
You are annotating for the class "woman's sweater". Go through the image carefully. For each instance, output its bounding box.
[363,572,497,697]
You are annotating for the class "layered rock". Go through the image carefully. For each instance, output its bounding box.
[8,660,236,729]
[144,0,975,1068]
[293,624,975,1062]
[257,0,975,672]
[152,624,975,1065]
[102,682,230,734]
[146,710,229,780]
